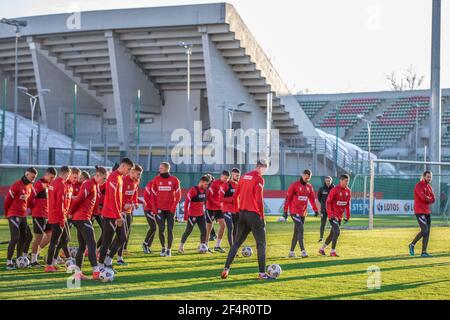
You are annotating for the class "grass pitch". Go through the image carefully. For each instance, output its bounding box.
[0,215,449,300]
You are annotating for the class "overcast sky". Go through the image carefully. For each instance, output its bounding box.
[1,0,449,94]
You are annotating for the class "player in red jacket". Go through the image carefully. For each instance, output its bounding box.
[92,179,107,249]
[110,164,142,265]
[409,171,435,257]
[319,174,351,257]
[142,176,157,254]
[150,162,181,257]
[178,175,211,253]
[222,159,275,280]
[4,167,38,270]
[67,166,108,280]
[283,169,319,258]
[222,168,240,248]
[98,158,134,270]
[27,167,57,267]
[45,166,72,272]
[206,170,230,253]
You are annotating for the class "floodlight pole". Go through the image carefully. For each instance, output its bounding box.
[334,106,339,176]
[430,0,441,212]
[0,78,7,163]
[369,159,375,230]
[266,92,273,160]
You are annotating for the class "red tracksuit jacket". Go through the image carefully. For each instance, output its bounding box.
[143,178,155,212]
[122,175,140,214]
[72,181,82,199]
[326,185,351,220]
[283,180,318,216]
[222,180,239,213]
[93,183,105,216]
[233,170,265,218]
[48,177,70,225]
[4,176,33,218]
[414,180,435,214]
[184,186,207,220]
[101,170,123,220]
[27,177,49,218]
[70,178,98,221]
[206,179,224,211]
[150,174,181,213]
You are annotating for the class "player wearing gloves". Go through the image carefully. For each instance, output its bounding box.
[319,174,351,257]
[178,176,210,253]
[283,169,319,258]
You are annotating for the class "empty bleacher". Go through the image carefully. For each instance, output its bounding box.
[350,96,430,151]
[299,101,328,119]
[317,98,382,133]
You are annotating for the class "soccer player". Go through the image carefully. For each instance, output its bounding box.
[142,176,156,254]
[409,171,435,257]
[317,176,334,242]
[112,164,142,265]
[56,167,79,261]
[206,170,230,253]
[222,168,240,248]
[68,166,108,280]
[221,159,275,280]
[45,166,72,272]
[80,171,90,183]
[319,174,351,257]
[27,167,57,267]
[98,158,134,270]
[92,180,106,249]
[283,169,319,258]
[150,162,181,257]
[178,175,210,253]
[4,167,37,270]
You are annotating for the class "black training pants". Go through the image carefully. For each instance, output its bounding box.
[324,218,341,250]
[224,212,239,247]
[225,211,266,273]
[144,211,157,247]
[73,220,98,269]
[412,214,432,253]
[181,215,207,244]
[156,210,175,249]
[290,214,306,252]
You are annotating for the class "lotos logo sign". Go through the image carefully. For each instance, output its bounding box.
[374,200,414,215]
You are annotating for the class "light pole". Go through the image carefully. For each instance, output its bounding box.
[1,18,28,163]
[415,105,419,161]
[17,86,50,164]
[0,78,7,163]
[334,105,339,176]
[178,42,193,131]
[71,84,78,165]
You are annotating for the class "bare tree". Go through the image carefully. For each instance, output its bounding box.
[385,65,425,91]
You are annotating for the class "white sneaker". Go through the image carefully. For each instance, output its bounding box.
[178,246,185,254]
[301,251,309,258]
[160,248,166,257]
[288,251,296,258]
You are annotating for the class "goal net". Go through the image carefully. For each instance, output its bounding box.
[351,159,450,229]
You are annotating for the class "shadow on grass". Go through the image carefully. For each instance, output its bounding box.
[309,278,450,300]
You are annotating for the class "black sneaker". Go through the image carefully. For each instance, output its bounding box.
[117,259,127,266]
[258,273,276,281]
[142,243,151,254]
[160,249,167,257]
[214,247,226,253]
[318,238,323,243]
[30,261,42,268]
[207,248,214,254]
[6,263,16,271]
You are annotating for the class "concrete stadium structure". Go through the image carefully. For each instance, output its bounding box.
[1,3,347,174]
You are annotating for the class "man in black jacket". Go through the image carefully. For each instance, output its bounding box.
[317,176,334,242]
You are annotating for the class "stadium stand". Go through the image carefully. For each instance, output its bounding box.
[298,101,328,119]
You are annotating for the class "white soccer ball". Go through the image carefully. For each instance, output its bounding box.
[198,243,208,254]
[267,264,282,278]
[16,256,30,269]
[69,247,78,259]
[99,268,115,283]
[241,246,253,257]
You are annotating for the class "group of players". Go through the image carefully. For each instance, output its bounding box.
[3,157,435,281]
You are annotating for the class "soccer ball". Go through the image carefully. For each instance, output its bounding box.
[69,247,78,259]
[198,243,208,254]
[65,259,78,273]
[16,256,30,269]
[277,217,287,222]
[99,268,115,283]
[267,264,282,278]
[241,246,253,257]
